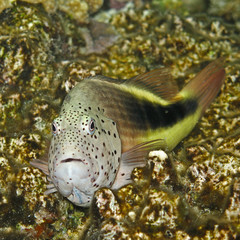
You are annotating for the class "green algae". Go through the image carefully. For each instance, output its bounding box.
[0,0,239,239]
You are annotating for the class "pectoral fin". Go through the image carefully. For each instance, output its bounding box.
[30,159,49,176]
[111,139,167,189]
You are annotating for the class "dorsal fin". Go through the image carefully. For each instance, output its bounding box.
[89,68,179,101]
[124,68,179,101]
[88,75,126,84]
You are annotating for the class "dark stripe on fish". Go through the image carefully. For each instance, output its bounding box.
[86,80,198,131]
[103,85,199,130]
[138,99,198,129]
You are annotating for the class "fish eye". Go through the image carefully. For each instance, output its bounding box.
[88,119,95,135]
[51,121,58,135]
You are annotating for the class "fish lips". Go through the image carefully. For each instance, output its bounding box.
[52,158,91,198]
[60,158,83,163]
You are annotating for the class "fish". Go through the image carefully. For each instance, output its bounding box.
[30,58,225,207]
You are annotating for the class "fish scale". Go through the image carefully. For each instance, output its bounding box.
[31,58,225,207]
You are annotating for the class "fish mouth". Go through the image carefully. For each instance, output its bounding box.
[60,158,83,163]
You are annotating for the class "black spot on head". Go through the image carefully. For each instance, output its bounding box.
[102,129,106,134]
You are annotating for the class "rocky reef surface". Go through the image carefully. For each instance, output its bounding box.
[0,0,239,239]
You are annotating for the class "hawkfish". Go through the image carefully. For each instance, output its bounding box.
[31,58,225,207]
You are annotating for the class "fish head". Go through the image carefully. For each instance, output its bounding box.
[48,108,121,206]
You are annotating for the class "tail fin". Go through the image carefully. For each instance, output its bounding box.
[181,58,225,115]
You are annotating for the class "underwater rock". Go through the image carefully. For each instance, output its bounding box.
[85,148,239,239]
[109,0,143,10]
[209,0,240,21]
[0,2,101,238]
[80,20,119,55]
[0,0,239,239]
[0,0,11,14]
[0,0,104,23]
[57,0,104,23]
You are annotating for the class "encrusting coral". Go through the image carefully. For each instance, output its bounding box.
[0,0,239,239]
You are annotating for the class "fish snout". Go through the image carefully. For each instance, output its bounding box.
[52,160,92,205]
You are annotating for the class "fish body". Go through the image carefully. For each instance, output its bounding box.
[31,59,225,207]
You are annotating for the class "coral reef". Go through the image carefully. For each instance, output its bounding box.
[0,0,239,239]
[0,0,104,23]
[84,149,239,239]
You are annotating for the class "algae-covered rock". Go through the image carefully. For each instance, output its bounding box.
[0,0,239,239]
[0,0,104,23]
[85,148,239,239]
[0,2,101,238]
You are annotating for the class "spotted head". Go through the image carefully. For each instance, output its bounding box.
[48,106,121,207]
